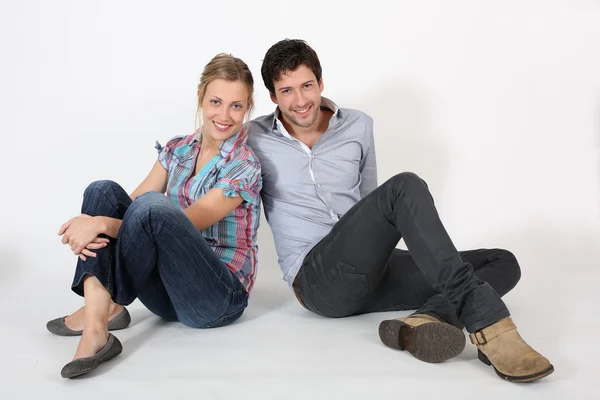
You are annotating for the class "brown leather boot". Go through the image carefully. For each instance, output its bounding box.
[379,314,465,363]
[469,317,554,382]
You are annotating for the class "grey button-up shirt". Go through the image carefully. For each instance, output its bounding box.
[247,97,377,289]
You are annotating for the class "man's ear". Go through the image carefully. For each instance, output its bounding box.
[270,91,278,104]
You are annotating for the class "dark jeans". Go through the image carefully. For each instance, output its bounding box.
[294,172,517,333]
[70,180,248,329]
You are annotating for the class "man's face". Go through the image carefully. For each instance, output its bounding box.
[270,64,324,129]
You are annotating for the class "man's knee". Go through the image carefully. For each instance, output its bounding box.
[497,249,522,290]
[387,172,429,192]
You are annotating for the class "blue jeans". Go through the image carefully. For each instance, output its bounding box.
[70,180,248,329]
[294,172,513,333]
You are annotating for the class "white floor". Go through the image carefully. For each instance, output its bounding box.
[1,260,598,400]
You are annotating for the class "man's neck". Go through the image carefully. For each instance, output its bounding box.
[279,107,333,149]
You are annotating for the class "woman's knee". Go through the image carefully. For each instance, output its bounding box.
[84,180,123,198]
[126,192,173,220]
[119,193,178,240]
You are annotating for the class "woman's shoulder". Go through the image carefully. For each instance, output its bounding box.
[226,134,261,167]
[156,132,197,153]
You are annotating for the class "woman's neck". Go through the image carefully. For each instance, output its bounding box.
[199,133,222,157]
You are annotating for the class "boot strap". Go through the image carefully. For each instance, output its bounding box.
[469,318,517,345]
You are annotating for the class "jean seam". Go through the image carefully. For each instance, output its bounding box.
[151,208,230,287]
[312,199,373,260]
[89,184,121,215]
[300,290,329,317]
[391,181,485,312]
[201,298,247,328]
[309,270,369,317]
[392,184,442,275]
[106,244,113,295]
[468,309,511,333]
[73,268,115,299]
[119,201,231,293]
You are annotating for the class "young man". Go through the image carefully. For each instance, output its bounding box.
[247,39,553,382]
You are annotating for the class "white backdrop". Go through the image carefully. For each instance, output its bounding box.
[1,0,598,286]
[0,0,599,396]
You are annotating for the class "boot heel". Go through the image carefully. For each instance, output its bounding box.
[478,350,492,366]
[378,320,409,350]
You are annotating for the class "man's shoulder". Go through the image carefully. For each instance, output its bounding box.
[246,113,279,149]
[339,107,374,127]
[248,113,275,134]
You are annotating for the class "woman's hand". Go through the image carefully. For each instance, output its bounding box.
[78,237,110,261]
[59,214,107,259]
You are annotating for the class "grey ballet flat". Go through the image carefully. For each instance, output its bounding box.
[61,334,123,378]
[47,308,131,336]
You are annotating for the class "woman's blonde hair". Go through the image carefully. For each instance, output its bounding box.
[196,53,255,131]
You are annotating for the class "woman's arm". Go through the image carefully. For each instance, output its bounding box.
[99,180,243,237]
[183,158,262,231]
[130,160,169,200]
[95,216,122,239]
[184,188,244,231]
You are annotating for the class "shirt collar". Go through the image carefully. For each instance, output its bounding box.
[192,126,247,159]
[270,96,341,134]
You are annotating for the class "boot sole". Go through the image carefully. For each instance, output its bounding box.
[379,319,466,363]
[478,350,555,382]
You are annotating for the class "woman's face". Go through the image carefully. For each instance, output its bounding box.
[200,79,250,144]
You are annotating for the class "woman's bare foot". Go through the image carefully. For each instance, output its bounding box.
[71,275,114,360]
[73,328,109,359]
[64,302,124,331]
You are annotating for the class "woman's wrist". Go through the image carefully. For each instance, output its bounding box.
[93,216,109,236]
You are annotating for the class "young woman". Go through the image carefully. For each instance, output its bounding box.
[47,53,262,378]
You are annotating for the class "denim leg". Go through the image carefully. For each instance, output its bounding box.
[358,248,522,329]
[69,183,246,328]
[136,268,179,322]
[458,249,521,297]
[382,173,510,332]
[70,180,175,321]
[114,192,247,328]
[414,249,521,329]
[298,172,509,332]
[70,180,132,297]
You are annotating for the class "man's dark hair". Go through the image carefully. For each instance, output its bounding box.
[261,39,322,94]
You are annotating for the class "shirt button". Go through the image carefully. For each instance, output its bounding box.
[317,184,321,188]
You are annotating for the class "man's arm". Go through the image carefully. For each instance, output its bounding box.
[359,117,378,198]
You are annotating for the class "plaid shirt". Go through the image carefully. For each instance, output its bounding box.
[155,128,262,294]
